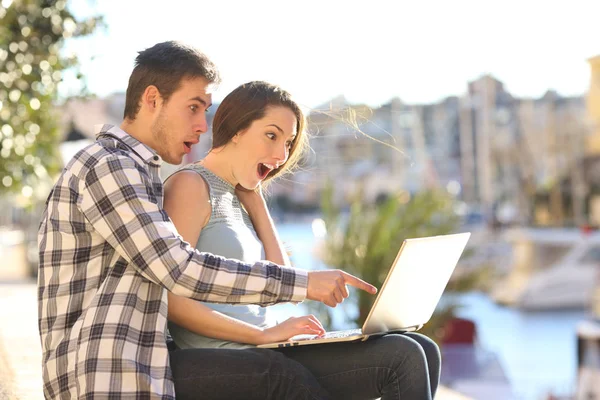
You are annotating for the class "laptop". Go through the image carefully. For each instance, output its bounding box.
[258,232,471,349]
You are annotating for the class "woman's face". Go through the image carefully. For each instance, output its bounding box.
[231,106,297,189]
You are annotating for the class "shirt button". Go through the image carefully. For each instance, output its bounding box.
[153,156,159,161]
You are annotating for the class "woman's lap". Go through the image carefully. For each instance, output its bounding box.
[275,332,440,400]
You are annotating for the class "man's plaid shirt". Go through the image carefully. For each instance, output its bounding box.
[37,124,307,399]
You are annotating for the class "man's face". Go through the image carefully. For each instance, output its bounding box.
[151,77,214,164]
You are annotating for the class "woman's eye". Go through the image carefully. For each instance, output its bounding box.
[286,141,293,148]
[266,133,276,140]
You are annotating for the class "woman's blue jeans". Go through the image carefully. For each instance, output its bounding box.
[169,332,440,400]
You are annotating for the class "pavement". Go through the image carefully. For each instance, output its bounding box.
[0,280,43,399]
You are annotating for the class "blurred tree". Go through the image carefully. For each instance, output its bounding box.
[318,181,489,344]
[0,0,101,205]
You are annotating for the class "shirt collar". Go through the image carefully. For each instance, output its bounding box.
[95,124,163,166]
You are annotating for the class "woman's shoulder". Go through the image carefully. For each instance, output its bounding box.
[164,166,211,201]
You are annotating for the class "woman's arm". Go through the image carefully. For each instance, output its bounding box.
[164,172,325,344]
[169,293,324,344]
[235,185,291,267]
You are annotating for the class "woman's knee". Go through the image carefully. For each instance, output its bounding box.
[404,333,441,364]
[372,334,433,395]
[377,334,429,367]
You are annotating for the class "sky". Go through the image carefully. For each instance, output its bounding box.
[64,0,600,110]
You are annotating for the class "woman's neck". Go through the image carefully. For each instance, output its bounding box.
[199,151,238,187]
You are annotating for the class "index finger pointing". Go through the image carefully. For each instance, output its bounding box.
[342,272,377,294]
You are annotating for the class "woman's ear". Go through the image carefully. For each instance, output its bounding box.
[231,128,247,144]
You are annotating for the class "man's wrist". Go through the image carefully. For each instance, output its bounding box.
[289,268,308,303]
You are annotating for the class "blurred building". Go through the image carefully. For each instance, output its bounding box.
[459,75,590,227]
[54,73,595,226]
[587,56,600,149]
[516,91,588,225]
[276,95,462,208]
[585,55,600,227]
[459,75,510,213]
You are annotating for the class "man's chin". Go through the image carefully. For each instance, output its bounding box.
[162,153,183,165]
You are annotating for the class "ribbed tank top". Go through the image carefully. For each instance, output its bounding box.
[167,163,270,349]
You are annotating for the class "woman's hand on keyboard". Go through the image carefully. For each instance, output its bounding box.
[260,315,326,344]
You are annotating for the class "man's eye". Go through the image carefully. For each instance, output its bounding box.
[190,105,198,112]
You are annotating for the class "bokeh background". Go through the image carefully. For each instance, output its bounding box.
[2,1,600,399]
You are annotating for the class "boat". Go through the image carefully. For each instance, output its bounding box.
[517,233,600,310]
[492,227,600,310]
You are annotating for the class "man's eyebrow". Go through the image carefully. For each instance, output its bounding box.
[190,96,212,109]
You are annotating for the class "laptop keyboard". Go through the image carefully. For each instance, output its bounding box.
[293,328,363,342]
[320,328,363,339]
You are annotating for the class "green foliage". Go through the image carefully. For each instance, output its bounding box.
[0,0,101,203]
[318,181,486,343]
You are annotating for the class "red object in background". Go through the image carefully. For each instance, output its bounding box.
[441,317,477,345]
[581,224,595,235]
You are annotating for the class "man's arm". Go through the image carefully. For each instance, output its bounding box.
[78,155,306,305]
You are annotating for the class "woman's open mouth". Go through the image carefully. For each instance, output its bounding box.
[257,163,275,180]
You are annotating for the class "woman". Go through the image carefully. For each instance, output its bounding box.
[164,81,441,399]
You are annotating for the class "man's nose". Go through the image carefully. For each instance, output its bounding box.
[195,115,208,134]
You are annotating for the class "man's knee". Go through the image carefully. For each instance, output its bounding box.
[170,348,327,400]
[259,350,317,384]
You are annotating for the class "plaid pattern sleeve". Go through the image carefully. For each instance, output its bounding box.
[79,154,307,305]
[37,125,307,399]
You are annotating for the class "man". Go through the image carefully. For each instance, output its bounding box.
[38,41,376,399]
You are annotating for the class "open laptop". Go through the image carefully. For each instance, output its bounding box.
[258,232,471,349]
